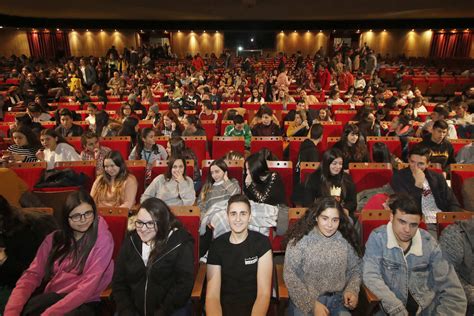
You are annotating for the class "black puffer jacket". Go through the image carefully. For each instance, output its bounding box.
[112,227,194,316]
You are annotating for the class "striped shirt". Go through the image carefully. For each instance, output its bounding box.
[7,144,39,162]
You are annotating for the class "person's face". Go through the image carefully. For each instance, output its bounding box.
[317,207,340,237]
[454,106,465,117]
[319,109,327,120]
[163,115,172,128]
[114,72,119,79]
[227,202,251,234]
[404,108,413,116]
[261,114,272,126]
[60,114,73,129]
[278,90,285,98]
[431,127,447,144]
[252,89,259,97]
[68,202,95,236]
[294,114,303,125]
[409,154,428,172]
[104,158,120,178]
[172,159,185,178]
[143,131,155,146]
[12,132,28,147]
[123,106,131,116]
[88,107,97,116]
[40,135,56,149]
[135,208,157,243]
[258,86,264,94]
[364,98,372,106]
[351,95,359,102]
[347,131,359,145]
[296,103,306,111]
[390,210,421,243]
[235,122,244,131]
[329,157,343,175]
[210,165,225,182]
[84,137,99,152]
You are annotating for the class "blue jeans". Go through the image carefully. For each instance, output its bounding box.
[288,293,351,316]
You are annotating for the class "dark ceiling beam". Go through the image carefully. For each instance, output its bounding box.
[0,14,472,31]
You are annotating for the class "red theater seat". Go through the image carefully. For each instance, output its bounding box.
[334,110,357,125]
[300,162,320,184]
[451,139,472,156]
[436,212,474,237]
[288,137,308,166]
[98,207,129,260]
[367,136,402,159]
[154,135,169,149]
[201,159,244,188]
[126,160,146,204]
[65,136,83,153]
[250,136,283,160]
[349,163,393,193]
[182,136,207,168]
[100,136,131,159]
[10,161,47,190]
[212,136,245,160]
[450,164,474,207]
[267,160,293,205]
[55,160,96,191]
[270,207,307,253]
[201,120,217,142]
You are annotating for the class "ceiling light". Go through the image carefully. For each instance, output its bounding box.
[238,46,243,51]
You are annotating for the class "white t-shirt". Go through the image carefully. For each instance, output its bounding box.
[43,143,81,169]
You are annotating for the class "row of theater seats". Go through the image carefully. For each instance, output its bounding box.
[9,154,474,209]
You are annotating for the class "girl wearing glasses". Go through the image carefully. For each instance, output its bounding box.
[112,197,194,316]
[5,190,114,315]
[140,157,195,206]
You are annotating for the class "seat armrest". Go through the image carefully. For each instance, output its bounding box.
[192,263,207,300]
[275,264,288,300]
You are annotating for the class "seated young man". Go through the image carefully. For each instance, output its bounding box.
[55,108,83,137]
[251,106,282,137]
[439,217,474,315]
[224,114,252,149]
[419,120,456,171]
[416,105,458,139]
[80,131,111,175]
[363,193,467,315]
[390,144,461,236]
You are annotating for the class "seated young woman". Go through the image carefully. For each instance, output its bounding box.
[197,159,241,256]
[286,110,310,137]
[303,148,357,219]
[166,136,201,187]
[36,129,81,169]
[112,197,194,316]
[140,157,195,206]
[90,150,138,209]
[332,123,369,170]
[284,197,362,316]
[206,194,273,316]
[129,127,168,185]
[3,125,41,163]
[243,151,286,206]
[4,190,114,315]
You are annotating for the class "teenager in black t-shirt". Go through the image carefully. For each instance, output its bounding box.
[206,194,273,316]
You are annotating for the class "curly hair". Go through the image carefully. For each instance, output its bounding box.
[283,197,362,257]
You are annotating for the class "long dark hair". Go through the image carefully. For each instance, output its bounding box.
[95,110,110,136]
[44,190,99,280]
[200,159,229,202]
[245,152,271,186]
[164,156,187,181]
[118,116,139,144]
[284,197,362,256]
[0,195,27,236]
[11,125,41,149]
[139,197,184,266]
[135,127,159,159]
[168,136,187,158]
[319,148,350,200]
[339,123,368,162]
[40,128,72,146]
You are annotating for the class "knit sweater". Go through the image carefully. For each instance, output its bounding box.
[284,229,361,314]
[197,178,241,214]
[140,174,195,206]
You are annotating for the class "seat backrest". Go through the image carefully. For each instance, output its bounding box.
[32,189,79,215]
[154,135,170,149]
[451,139,472,156]
[267,160,293,205]
[349,163,393,193]
[170,206,201,274]
[212,136,245,160]
[126,160,146,204]
[22,207,54,216]
[367,136,402,159]
[250,136,284,160]
[320,136,340,153]
[220,120,234,135]
[288,137,307,166]
[55,160,97,191]
[289,208,307,227]
[100,136,131,159]
[407,137,422,153]
[201,159,244,189]
[450,163,474,208]
[99,207,129,260]
[182,136,207,168]
[151,160,194,180]
[334,110,357,125]
[360,209,391,244]
[10,161,47,190]
[201,120,217,142]
[300,162,320,184]
[436,211,474,237]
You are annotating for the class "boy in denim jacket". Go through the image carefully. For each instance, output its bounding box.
[363,193,467,315]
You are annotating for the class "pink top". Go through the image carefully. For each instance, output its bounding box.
[5,216,114,316]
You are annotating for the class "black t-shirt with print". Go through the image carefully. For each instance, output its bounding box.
[207,230,272,306]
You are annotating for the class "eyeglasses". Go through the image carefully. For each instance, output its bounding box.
[69,210,94,222]
[135,220,156,229]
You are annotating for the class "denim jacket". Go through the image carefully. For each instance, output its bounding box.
[363,223,467,316]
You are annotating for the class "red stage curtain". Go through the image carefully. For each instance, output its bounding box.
[430,32,472,58]
[27,31,71,59]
